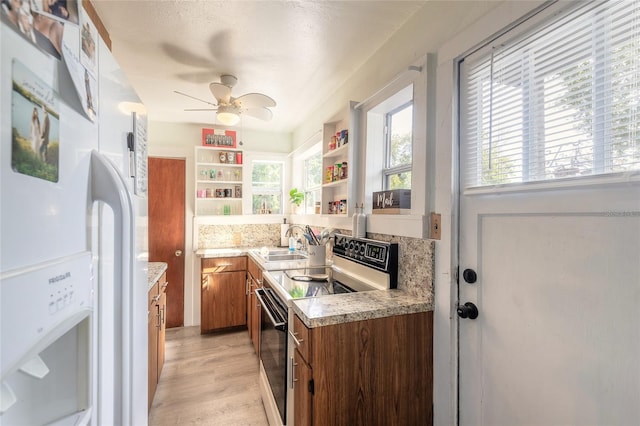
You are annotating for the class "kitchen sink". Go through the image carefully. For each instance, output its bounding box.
[251,248,309,269]
[266,254,307,261]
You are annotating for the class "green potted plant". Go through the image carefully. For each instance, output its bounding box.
[289,188,304,213]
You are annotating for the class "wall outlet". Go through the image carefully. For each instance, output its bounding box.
[430,213,441,240]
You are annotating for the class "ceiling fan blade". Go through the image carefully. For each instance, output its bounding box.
[184,108,217,111]
[235,93,276,109]
[209,83,232,103]
[174,90,217,107]
[243,107,273,121]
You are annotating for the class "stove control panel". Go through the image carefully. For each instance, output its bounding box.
[333,234,398,274]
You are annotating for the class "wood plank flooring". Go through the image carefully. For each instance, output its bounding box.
[149,326,269,426]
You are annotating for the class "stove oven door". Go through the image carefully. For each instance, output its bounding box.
[256,287,288,424]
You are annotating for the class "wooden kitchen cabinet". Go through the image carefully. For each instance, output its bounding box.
[201,256,247,333]
[148,271,168,410]
[247,256,262,354]
[148,283,158,411]
[292,311,433,425]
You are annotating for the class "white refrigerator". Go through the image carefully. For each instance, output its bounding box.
[0,12,148,426]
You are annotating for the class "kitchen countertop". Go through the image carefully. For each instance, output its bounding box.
[197,247,313,271]
[199,247,433,328]
[196,248,249,258]
[148,262,168,292]
[292,289,434,328]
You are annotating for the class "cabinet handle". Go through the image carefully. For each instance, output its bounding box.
[289,330,304,347]
[152,294,161,303]
[289,357,297,388]
[161,306,165,325]
[156,312,161,329]
[246,278,250,295]
[161,282,168,292]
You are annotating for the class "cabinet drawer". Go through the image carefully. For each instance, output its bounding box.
[247,257,262,283]
[202,256,247,273]
[291,315,311,363]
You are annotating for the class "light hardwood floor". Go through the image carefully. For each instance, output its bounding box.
[149,326,269,426]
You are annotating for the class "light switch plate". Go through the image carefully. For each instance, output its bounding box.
[430,213,441,240]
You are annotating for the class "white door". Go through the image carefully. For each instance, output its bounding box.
[458,185,640,425]
[457,2,640,424]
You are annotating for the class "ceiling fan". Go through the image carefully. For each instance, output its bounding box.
[175,75,276,126]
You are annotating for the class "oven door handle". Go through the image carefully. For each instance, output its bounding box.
[255,289,286,331]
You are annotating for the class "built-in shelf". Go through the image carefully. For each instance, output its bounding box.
[321,102,358,216]
[195,146,244,216]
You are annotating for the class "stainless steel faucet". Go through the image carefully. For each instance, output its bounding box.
[285,225,307,250]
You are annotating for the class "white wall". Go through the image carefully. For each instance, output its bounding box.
[147,120,291,326]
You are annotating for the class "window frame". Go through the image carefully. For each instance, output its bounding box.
[382,100,413,190]
[249,159,285,215]
[302,149,322,214]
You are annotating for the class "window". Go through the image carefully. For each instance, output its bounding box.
[384,102,413,189]
[251,161,283,214]
[461,1,640,189]
[365,83,414,196]
[303,151,322,213]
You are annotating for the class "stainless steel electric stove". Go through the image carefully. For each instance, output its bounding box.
[258,234,398,426]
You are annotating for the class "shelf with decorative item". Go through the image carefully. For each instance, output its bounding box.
[195,146,243,216]
[322,179,348,188]
[322,142,348,159]
[321,101,359,215]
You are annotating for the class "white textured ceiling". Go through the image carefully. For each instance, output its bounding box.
[91,0,427,132]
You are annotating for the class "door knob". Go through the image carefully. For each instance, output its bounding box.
[457,302,479,319]
[175,249,183,257]
[462,269,477,284]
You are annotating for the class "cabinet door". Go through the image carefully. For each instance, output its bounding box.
[246,274,252,341]
[201,270,247,332]
[250,279,261,354]
[148,305,158,411]
[158,289,166,377]
[294,349,313,426]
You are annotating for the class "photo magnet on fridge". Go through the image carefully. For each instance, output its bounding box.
[11,59,60,183]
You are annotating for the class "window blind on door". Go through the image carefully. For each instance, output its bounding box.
[461,0,640,189]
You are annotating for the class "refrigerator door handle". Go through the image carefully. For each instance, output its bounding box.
[90,150,135,425]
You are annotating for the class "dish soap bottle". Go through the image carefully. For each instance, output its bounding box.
[289,235,296,252]
[352,203,366,238]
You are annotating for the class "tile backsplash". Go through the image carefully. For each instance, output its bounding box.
[198,223,281,248]
[366,232,435,300]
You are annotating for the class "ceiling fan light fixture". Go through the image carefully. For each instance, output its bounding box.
[216,104,240,126]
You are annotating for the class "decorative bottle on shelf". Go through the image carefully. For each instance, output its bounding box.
[352,203,366,238]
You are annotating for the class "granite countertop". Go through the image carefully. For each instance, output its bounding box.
[292,289,434,328]
[196,247,313,271]
[148,262,168,292]
[196,248,249,258]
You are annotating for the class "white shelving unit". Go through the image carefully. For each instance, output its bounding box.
[321,102,359,216]
[195,146,244,216]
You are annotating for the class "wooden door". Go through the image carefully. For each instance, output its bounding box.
[149,157,185,328]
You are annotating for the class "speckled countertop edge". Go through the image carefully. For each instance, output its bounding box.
[292,289,434,328]
[196,248,251,258]
[148,262,167,292]
[196,247,312,271]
